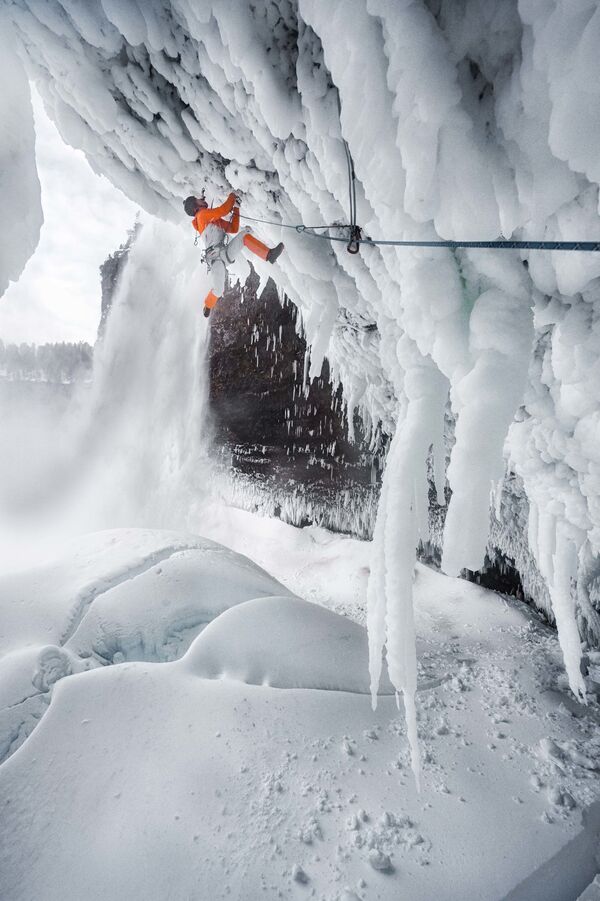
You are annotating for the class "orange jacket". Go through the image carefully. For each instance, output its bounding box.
[193,192,239,236]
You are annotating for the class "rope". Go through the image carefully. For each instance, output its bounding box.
[302,233,600,252]
[240,214,600,253]
[336,92,361,253]
[239,213,336,231]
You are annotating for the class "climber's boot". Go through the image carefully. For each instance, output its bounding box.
[267,242,285,264]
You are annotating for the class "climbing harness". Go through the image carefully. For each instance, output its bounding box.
[199,238,234,269]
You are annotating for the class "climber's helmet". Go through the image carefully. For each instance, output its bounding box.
[183,194,208,217]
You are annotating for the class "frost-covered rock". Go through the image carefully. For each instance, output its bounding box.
[183,595,395,694]
[368,848,392,871]
[291,863,309,883]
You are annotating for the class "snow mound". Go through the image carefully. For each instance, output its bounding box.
[183,595,394,695]
[66,547,293,665]
[0,528,293,762]
[0,528,290,657]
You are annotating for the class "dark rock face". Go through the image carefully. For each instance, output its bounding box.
[207,279,566,627]
[98,222,140,339]
[208,273,382,536]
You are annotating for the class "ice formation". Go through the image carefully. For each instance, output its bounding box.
[4,1,600,748]
[0,14,42,296]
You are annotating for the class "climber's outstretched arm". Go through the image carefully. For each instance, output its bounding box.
[204,192,236,224]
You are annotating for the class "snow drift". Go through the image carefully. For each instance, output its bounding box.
[4,1,600,707]
[185,594,396,694]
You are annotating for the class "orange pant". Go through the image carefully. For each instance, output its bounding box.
[242,232,269,261]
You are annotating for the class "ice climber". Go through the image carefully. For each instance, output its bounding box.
[183,191,284,317]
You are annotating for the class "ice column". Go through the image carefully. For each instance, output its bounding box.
[442,289,533,575]
[528,504,587,702]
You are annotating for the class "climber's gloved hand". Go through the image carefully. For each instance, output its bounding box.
[232,192,242,207]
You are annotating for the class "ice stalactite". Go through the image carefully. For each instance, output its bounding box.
[550,527,586,702]
[368,344,448,787]
[443,285,534,575]
[366,459,389,712]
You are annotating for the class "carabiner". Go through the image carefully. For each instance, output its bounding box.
[347,225,362,255]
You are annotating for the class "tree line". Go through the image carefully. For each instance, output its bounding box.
[0,340,93,383]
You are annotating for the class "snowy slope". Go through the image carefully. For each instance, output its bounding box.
[1,518,600,901]
[4,2,600,704]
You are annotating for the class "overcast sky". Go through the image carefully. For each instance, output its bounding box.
[0,90,139,346]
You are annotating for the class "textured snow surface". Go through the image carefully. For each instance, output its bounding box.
[5,1,600,698]
[1,518,600,901]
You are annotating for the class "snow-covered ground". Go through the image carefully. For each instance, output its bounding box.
[1,510,599,901]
